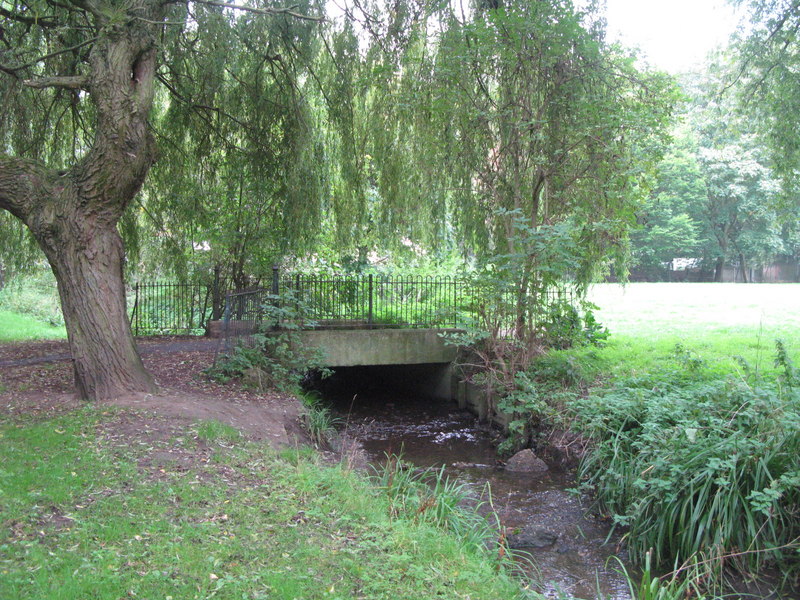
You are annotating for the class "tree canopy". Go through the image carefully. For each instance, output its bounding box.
[729,0,800,197]
[1,0,679,398]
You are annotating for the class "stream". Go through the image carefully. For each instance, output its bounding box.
[319,373,632,600]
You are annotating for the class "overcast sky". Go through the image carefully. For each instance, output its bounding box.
[604,0,743,73]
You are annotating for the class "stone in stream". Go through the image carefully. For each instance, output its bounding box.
[504,449,549,473]
[507,528,560,549]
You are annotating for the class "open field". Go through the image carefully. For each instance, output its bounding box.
[0,310,67,342]
[588,282,800,338]
[585,283,800,376]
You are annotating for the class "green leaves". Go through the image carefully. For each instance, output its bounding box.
[729,0,800,197]
[574,343,800,591]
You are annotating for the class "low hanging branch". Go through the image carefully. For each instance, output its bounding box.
[1,36,98,76]
[191,0,325,22]
[24,75,88,89]
[0,7,58,27]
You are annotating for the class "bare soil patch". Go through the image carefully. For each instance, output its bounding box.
[0,337,303,448]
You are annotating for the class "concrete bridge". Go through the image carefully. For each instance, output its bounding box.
[298,327,462,411]
[214,272,574,426]
[298,328,457,367]
[297,327,500,423]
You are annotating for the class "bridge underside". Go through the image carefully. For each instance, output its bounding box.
[300,328,505,427]
[298,328,458,368]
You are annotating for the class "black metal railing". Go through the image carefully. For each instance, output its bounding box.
[224,273,469,330]
[129,281,213,335]
[129,271,578,339]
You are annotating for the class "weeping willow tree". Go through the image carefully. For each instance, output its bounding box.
[436,1,676,335]
[0,1,322,400]
[0,0,675,400]
[140,1,326,289]
[312,0,453,259]
[321,0,677,337]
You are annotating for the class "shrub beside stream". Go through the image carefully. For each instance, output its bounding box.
[572,341,800,594]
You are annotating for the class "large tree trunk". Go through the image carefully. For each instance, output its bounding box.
[40,210,155,399]
[0,3,161,400]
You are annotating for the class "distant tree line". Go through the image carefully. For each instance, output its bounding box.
[629,0,800,283]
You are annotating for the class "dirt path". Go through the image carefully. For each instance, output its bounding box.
[0,336,303,447]
[0,336,221,368]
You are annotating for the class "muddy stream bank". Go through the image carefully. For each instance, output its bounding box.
[316,367,632,599]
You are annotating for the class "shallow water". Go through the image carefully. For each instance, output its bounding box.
[326,389,632,600]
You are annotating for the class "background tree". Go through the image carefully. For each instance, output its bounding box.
[729,0,800,198]
[630,61,791,282]
[629,142,705,279]
[697,140,783,281]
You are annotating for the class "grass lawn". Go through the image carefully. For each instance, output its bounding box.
[0,310,67,342]
[0,408,528,600]
[584,283,800,377]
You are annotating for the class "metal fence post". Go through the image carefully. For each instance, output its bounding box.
[272,266,280,296]
[368,274,374,326]
[453,278,458,328]
[132,282,139,336]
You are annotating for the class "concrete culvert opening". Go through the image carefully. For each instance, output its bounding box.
[307,363,455,410]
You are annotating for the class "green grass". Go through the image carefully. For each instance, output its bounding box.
[585,283,800,377]
[0,310,67,341]
[194,419,243,444]
[0,270,64,329]
[0,408,530,600]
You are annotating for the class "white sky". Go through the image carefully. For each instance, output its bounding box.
[604,0,743,73]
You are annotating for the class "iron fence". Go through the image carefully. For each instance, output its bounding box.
[129,281,213,335]
[224,273,469,330]
[223,270,578,333]
[129,272,580,340]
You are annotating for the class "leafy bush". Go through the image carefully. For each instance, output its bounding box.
[493,352,599,455]
[207,291,330,393]
[495,371,551,455]
[574,342,800,592]
[539,300,609,349]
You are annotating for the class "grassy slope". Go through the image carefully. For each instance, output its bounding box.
[0,310,67,342]
[0,408,527,600]
[585,283,800,377]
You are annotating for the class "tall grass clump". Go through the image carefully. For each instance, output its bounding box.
[297,390,340,447]
[611,552,708,600]
[574,341,800,593]
[372,455,502,552]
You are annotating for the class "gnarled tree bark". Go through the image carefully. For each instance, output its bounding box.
[0,3,162,400]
